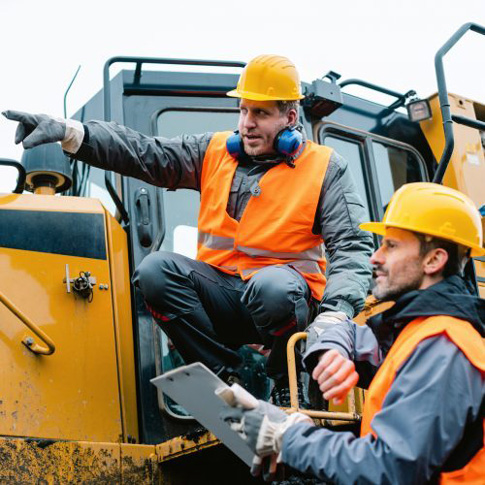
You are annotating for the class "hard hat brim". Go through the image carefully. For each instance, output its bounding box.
[359,222,386,236]
[360,222,485,257]
[226,89,305,101]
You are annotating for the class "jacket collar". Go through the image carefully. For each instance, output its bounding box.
[367,275,485,355]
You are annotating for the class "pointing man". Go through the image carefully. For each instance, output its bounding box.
[3,55,373,403]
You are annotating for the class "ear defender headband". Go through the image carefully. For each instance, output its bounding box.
[226,126,303,159]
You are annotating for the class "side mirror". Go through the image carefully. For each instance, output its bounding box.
[0,158,26,194]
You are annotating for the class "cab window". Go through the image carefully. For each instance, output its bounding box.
[156,109,239,258]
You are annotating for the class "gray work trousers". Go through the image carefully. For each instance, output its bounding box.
[133,251,314,380]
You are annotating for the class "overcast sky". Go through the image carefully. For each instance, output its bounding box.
[1,0,484,164]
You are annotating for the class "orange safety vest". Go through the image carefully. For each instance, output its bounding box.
[361,316,485,484]
[197,131,331,300]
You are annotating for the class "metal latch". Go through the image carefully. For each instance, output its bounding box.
[64,264,96,302]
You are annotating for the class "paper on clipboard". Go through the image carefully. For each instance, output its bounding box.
[150,362,256,466]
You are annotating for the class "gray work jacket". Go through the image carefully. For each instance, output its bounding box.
[283,276,485,483]
[284,328,484,484]
[74,121,374,317]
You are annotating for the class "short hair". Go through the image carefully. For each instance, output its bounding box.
[276,100,300,116]
[414,233,470,277]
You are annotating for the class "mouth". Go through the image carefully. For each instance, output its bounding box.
[373,269,387,281]
[243,134,262,143]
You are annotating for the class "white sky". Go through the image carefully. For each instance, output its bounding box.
[0,0,484,165]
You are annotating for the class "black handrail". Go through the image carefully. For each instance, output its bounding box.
[339,78,415,110]
[102,57,246,224]
[433,22,485,184]
[0,158,26,194]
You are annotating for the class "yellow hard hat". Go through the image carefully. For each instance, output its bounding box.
[360,182,485,257]
[227,55,304,101]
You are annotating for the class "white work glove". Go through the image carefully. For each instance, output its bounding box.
[306,310,347,350]
[219,384,312,481]
[2,110,84,153]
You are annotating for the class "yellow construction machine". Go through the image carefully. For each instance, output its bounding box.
[0,22,484,484]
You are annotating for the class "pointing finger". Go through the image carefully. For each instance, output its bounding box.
[2,110,32,123]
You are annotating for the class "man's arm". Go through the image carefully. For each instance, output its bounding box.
[73,121,213,190]
[2,111,213,191]
[283,336,485,484]
[316,151,374,317]
[304,319,382,389]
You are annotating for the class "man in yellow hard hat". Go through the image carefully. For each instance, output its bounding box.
[3,55,373,403]
[221,182,485,482]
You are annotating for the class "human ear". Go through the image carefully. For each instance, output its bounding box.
[287,109,297,126]
[423,248,448,276]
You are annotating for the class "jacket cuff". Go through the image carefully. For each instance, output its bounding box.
[61,119,85,154]
[320,299,354,319]
[281,422,315,461]
[303,342,351,372]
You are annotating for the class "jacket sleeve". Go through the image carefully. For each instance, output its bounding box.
[73,120,213,190]
[282,336,485,484]
[303,320,381,387]
[316,151,374,318]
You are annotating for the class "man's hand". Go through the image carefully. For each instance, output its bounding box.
[220,388,312,481]
[312,349,359,405]
[2,110,84,153]
[221,399,289,456]
[306,310,347,350]
[3,111,66,148]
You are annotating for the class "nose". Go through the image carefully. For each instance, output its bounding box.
[242,110,257,130]
[370,245,385,266]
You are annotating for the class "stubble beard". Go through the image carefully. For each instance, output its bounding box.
[241,134,274,157]
[372,264,424,302]
[243,142,266,157]
[241,121,287,157]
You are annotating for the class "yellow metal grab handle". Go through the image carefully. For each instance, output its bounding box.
[286,332,359,421]
[0,291,56,355]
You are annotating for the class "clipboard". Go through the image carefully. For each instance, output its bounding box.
[151,362,256,466]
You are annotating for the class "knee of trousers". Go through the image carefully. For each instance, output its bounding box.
[132,251,190,309]
[242,265,310,332]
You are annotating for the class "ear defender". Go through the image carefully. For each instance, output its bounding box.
[274,126,303,157]
[226,132,244,159]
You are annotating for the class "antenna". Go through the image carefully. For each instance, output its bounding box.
[63,65,81,118]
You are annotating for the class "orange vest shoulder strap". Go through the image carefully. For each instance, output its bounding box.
[394,316,485,372]
[361,316,485,437]
[201,131,234,181]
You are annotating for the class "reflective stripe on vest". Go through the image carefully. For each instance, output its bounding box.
[197,131,331,300]
[236,245,325,261]
[360,315,485,483]
[241,260,323,277]
[198,232,234,250]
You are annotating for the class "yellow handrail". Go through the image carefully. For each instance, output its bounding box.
[0,290,56,355]
[286,332,359,421]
